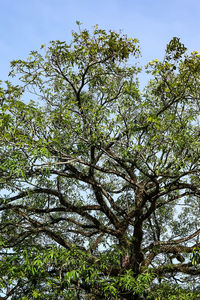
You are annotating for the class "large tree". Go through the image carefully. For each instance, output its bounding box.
[0,24,200,299]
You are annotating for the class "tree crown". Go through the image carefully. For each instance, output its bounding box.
[0,25,200,299]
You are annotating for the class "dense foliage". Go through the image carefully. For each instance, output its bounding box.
[0,24,200,299]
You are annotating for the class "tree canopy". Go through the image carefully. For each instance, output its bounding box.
[0,24,200,299]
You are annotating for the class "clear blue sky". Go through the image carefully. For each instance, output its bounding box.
[1,0,200,85]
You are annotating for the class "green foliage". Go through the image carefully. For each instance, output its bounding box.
[148,282,200,300]
[191,247,200,266]
[0,24,200,299]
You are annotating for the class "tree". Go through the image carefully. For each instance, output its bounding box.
[0,24,200,299]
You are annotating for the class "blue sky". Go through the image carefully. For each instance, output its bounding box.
[1,0,200,85]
